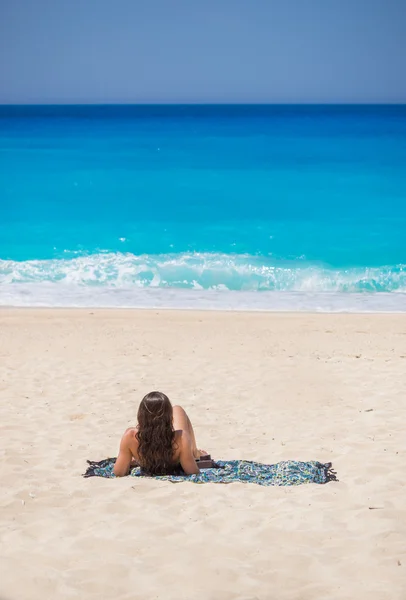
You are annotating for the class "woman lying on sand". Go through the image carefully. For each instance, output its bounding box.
[113,391,207,477]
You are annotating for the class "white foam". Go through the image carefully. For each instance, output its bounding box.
[2,252,405,291]
[1,252,406,311]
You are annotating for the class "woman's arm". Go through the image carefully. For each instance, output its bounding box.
[179,431,200,475]
[113,430,135,477]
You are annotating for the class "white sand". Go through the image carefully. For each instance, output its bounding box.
[0,309,405,600]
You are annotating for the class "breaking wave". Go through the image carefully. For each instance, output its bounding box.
[1,252,405,293]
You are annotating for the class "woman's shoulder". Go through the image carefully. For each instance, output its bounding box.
[122,427,139,442]
[123,426,138,434]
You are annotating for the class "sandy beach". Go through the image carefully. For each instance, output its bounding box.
[0,309,405,600]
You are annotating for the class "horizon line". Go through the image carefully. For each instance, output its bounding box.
[1,101,405,107]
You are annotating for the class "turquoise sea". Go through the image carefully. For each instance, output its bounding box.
[1,104,406,311]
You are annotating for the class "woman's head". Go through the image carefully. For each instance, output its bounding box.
[137,391,175,475]
[137,391,173,427]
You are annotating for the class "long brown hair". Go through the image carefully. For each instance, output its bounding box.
[137,391,176,475]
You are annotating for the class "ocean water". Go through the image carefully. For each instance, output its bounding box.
[1,104,406,311]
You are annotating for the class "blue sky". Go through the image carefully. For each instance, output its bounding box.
[0,0,405,103]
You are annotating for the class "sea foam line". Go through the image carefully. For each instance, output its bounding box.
[1,284,406,312]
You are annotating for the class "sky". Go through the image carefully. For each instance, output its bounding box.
[0,0,405,104]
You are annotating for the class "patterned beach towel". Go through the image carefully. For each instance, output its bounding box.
[83,458,337,486]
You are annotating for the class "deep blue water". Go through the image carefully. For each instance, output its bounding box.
[1,104,406,310]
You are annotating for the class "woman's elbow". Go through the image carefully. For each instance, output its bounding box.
[113,463,130,477]
[184,464,200,476]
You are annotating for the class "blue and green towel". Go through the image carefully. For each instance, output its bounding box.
[84,458,337,486]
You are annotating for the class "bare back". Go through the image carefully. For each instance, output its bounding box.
[124,426,183,467]
[113,421,199,477]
